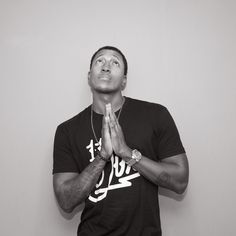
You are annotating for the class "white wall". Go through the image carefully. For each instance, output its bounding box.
[1,0,236,235]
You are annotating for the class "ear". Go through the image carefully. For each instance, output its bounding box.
[121,75,127,90]
[88,71,91,85]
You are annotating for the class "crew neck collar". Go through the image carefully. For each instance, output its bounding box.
[91,96,128,116]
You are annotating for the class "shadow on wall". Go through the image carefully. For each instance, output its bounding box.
[159,187,188,202]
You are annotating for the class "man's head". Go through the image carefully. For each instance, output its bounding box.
[90,46,128,76]
[88,46,128,94]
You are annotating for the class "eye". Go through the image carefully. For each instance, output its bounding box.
[96,58,104,65]
[112,60,120,67]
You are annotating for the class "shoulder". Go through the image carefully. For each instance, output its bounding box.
[125,96,168,115]
[56,105,91,133]
[125,97,174,128]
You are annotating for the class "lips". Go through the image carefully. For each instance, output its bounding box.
[98,74,111,80]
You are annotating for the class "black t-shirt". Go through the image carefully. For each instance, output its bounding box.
[53,97,185,236]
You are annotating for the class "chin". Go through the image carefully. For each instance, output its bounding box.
[94,86,119,94]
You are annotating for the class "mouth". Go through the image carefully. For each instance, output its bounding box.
[98,74,111,81]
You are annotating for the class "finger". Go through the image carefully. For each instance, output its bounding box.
[109,119,117,138]
[106,105,117,132]
[109,106,118,126]
[107,107,115,128]
[105,103,112,117]
[109,115,119,133]
[110,121,116,130]
[104,116,109,127]
[102,115,109,135]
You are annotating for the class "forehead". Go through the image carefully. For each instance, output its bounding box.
[94,49,123,62]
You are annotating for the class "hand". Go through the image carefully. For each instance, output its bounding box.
[100,105,113,160]
[107,104,130,158]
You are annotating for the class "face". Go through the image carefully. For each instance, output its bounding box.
[88,49,127,94]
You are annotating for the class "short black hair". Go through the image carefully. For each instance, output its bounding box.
[89,46,128,75]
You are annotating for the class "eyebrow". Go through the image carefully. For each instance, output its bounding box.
[95,53,121,62]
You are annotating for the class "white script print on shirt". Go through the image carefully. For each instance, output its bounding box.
[86,139,140,203]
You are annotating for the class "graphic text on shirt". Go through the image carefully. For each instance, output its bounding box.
[86,138,140,203]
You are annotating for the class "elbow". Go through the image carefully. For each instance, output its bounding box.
[174,179,189,195]
[57,195,84,213]
[54,191,75,214]
[57,196,77,213]
[175,166,189,194]
[60,204,74,213]
[174,184,187,195]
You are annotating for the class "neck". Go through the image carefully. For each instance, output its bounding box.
[92,92,124,114]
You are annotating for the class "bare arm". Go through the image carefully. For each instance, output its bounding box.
[108,105,189,194]
[53,157,106,213]
[121,149,189,194]
[53,112,113,213]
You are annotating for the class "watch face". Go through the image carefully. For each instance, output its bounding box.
[133,149,141,161]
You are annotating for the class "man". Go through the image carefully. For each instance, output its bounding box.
[53,46,189,236]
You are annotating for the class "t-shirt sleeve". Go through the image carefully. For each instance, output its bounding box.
[154,106,185,159]
[53,124,79,174]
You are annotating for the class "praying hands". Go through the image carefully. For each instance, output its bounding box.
[100,103,131,161]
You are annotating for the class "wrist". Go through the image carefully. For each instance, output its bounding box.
[98,150,111,162]
[118,146,132,161]
[126,149,142,169]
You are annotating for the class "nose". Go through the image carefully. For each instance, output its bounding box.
[102,62,111,73]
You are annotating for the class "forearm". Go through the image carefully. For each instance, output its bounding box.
[120,148,189,194]
[56,157,106,212]
[135,156,188,194]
